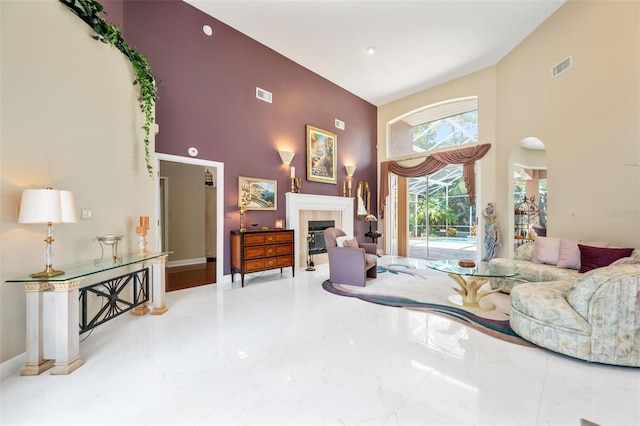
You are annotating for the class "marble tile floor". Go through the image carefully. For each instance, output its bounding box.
[1,257,639,426]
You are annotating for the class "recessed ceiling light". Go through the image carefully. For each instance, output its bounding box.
[367,47,376,55]
[203,25,213,36]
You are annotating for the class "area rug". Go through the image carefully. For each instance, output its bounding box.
[322,262,537,347]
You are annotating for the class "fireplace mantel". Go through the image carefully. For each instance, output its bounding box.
[285,193,354,269]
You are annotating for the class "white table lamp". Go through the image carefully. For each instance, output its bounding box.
[19,188,77,278]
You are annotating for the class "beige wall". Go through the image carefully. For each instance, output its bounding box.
[377,67,498,253]
[378,0,640,256]
[0,0,156,362]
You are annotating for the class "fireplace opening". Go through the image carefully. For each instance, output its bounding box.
[307,220,335,255]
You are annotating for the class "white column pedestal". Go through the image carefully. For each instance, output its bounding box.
[49,279,84,375]
[20,282,53,376]
[148,255,168,315]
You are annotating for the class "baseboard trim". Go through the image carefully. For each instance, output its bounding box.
[166,258,206,269]
[1,352,26,380]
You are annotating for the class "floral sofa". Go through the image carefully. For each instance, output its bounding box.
[488,240,640,366]
[489,242,580,293]
[489,241,640,293]
[509,265,640,366]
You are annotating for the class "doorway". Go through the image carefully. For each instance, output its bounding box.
[408,165,477,260]
[156,154,224,291]
[508,137,547,254]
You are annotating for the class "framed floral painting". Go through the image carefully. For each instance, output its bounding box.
[306,125,337,184]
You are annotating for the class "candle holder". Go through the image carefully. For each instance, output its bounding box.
[135,216,150,255]
[342,180,353,197]
[290,177,302,193]
[239,204,247,232]
[137,230,148,255]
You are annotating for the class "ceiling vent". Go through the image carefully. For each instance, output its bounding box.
[335,119,345,130]
[551,56,572,79]
[256,87,272,103]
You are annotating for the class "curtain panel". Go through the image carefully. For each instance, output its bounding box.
[379,143,491,218]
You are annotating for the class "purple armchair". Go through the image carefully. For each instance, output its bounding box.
[324,227,378,286]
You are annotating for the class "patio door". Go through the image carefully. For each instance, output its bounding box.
[407,165,477,260]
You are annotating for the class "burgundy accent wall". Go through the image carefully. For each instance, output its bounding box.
[101,0,124,30]
[121,0,377,275]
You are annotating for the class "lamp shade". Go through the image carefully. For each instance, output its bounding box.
[59,190,78,223]
[365,214,378,222]
[18,188,77,224]
[278,150,295,165]
[345,165,356,177]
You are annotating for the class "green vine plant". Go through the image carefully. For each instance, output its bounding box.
[59,0,158,177]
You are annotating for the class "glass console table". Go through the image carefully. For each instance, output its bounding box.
[425,260,518,311]
[6,252,170,376]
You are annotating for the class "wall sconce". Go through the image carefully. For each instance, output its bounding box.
[18,188,77,277]
[279,150,301,193]
[278,150,295,165]
[342,165,357,197]
[345,165,356,177]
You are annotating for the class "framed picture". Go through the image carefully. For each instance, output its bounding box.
[273,218,285,229]
[238,176,277,211]
[306,125,337,184]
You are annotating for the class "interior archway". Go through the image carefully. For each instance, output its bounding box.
[508,137,547,254]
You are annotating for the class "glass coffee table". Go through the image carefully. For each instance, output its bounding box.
[425,260,518,311]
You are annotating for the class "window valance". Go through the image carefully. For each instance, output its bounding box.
[379,143,491,218]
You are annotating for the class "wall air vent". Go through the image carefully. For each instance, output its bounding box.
[335,119,345,130]
[256,87,272,103]
[551,56,572,79]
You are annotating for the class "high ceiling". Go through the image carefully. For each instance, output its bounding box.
[184,0,565,106]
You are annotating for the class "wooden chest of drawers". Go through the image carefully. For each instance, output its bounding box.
[230,229,295,287]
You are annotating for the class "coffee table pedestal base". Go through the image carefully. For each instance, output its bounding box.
[448,294,496,311]
[447,274,500,312]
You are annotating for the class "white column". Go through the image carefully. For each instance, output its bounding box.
[20,282,53,376]
[148,254,168,315]
[49,279,84,375]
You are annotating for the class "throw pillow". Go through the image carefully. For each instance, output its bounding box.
[556,239,609,269]
[335,236,350,247]
[578,245,634,273]
[344,238,359,248]
[533,237,561,265]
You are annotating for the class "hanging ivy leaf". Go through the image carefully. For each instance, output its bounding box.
[59,0,157,177]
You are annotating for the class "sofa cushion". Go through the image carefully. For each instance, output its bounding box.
[578,245,634,273]
[336,236,353,247]
[343,238,359,248]
[365,253,377,269]
[556,238,581,269]
[514,241,535,261]
[568,264,640,318]
[533,237,561,265]
[611,257,640,265]
[557,240,609,270]
[489,258,581,293]
[511,281,590,333]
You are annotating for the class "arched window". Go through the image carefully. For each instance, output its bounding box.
[384,96,481,259]
[387,97,478,159]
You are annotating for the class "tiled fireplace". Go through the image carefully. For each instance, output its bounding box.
[285,193,354,269]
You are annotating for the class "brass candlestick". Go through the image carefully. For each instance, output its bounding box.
[290,177,302,193]
[239,204,247,232]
